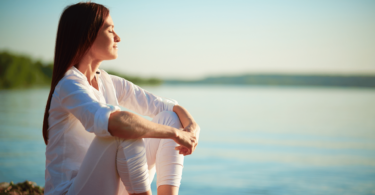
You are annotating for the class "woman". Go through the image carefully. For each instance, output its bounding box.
[43,2,199,195]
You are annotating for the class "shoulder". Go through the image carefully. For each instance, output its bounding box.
[99,69,122,80]
[55,74,90,98]
[99,69,131,85]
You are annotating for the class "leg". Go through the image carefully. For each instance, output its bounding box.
[145,111,184,195]
[67,136,151,195]
[67,136,123,195]
[116,138,151,195]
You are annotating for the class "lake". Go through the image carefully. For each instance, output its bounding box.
[1,85,375,195]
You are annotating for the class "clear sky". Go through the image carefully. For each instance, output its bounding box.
[1,0,374,79]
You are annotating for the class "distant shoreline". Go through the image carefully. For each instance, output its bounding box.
[2,51,375,89]
[165,74,375,88]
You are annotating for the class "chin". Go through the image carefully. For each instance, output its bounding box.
[107,54,118,60]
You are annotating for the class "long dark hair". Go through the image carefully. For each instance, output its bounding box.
[43,2,109,145]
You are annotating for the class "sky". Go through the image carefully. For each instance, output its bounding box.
[0,0,374,79]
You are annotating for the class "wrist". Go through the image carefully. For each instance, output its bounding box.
[188,122,198,133]
[171,127,179,140]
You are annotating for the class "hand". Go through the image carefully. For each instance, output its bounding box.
[175,123,200,156]
[173,129,197,156]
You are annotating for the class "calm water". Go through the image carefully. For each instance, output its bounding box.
[0,85,375,195]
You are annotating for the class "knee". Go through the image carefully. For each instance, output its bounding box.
[152,111,181,128]
[155,111,178,121]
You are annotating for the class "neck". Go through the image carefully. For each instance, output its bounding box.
[76,54,102,84]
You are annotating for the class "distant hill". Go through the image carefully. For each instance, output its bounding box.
[165,74,375,88]
[0,51,162,89]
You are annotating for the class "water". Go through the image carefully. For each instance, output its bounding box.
[1,86,375,194]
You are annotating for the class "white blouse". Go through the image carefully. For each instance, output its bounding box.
[44,66,177,195]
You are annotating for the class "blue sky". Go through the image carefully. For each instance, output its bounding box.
[0,0,374,79]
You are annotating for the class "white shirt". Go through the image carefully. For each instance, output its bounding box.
[44,67,177,195]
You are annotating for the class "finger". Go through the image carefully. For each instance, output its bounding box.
[179,147,188,155]
[180,148,188,156]
[180,148,188,154]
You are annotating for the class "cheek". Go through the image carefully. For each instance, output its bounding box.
[94,36,110,49]
[91,36,113,57]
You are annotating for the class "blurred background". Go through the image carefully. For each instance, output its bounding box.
[1,0,375,194]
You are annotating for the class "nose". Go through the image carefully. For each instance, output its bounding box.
[114,31,121,42]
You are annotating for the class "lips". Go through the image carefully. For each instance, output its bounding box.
[113,45,118,49]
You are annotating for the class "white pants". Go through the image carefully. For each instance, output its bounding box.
[67,111,184,195]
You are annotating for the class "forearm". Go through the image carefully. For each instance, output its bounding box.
[173,105,198,132]
[108,111,177,140]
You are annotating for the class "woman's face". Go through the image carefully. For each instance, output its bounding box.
[90,14,120,61]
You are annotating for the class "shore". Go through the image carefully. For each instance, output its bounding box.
[0,181,44,195]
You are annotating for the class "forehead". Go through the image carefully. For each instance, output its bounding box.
[103,15,114,28]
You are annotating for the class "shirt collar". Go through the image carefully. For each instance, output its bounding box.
[65,66,101,79]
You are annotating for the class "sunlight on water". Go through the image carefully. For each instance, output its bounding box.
[1,86,375,194]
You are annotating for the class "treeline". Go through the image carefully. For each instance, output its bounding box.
[165,74,375,88]
[0,51,53,89]
[0,51,162,89]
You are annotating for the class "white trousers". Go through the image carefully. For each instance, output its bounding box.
[67,111,184,195]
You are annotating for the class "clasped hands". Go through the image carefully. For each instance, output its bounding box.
[174,123,200,156]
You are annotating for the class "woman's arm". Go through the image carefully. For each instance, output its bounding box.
[173,105,200,156]
[108,111,196,152]
[108,73,199,154]
[57,76,196,151]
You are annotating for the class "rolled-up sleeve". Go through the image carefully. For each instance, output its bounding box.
[110,75,177,118]
[57,78,120,137]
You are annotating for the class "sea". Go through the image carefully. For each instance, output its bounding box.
[0,85,375,195]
